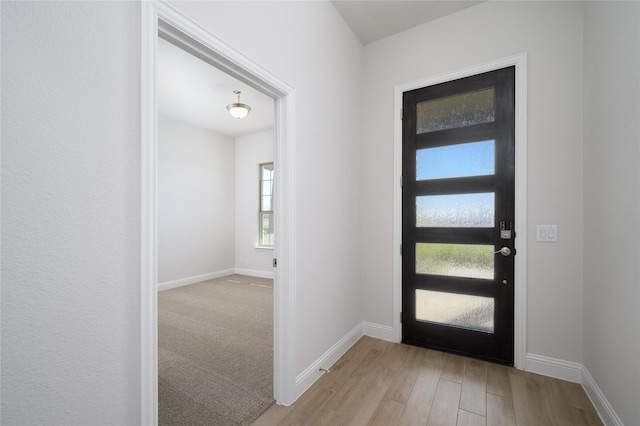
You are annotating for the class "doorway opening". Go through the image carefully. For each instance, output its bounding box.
[156,33,276,424]
[141,3,297,424]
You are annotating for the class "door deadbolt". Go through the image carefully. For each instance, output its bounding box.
[500,221,513,239]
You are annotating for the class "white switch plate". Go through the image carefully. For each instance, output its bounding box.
[536,225,558,242]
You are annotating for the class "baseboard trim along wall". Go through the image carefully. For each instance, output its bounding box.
[582,367,623,426]
[233,267,274,279]
[157,268,273,291]
[362,321,395,342]
[526,353,583,383]
[525,353,623,424]
[295,323,364,398]
[157,269,235,291]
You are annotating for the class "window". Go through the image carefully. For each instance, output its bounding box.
[259,163,274,247]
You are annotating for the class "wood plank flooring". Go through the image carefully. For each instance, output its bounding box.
[252,337,602,426]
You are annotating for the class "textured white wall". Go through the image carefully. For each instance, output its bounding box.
[235,130,274,274]
[1,1,141,424]
[583,2,640,425]
[361,1,585,363]
[169,1,363,377]
[157,115,236,284]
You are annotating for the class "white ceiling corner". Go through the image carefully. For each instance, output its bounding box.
[331,0,485,45]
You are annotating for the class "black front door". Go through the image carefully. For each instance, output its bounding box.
[402,66,516,365]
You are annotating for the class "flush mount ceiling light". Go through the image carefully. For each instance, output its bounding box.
[226,90,251,119]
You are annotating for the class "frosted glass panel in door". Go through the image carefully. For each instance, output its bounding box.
[416,87,495,134]
[416,140,495,181]
[417,193,494,228]
[416,289,494,333]
[416,243,494,279]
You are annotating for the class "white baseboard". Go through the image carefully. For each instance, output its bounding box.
[157,269,235,291]
[526,353,583,383]
[582,367,623,426]
[234,267,274,279]
[525,353,624,425]
[294,321,397,400]
[158,268,273,291]
[295,323,364,399]
[362,321,396,342]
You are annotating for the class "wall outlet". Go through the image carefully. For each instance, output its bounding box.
[536,225,558,242]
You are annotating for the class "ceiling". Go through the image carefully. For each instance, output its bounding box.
[332,0,484,45]
[157,37,274,139]
[157,1,483,137]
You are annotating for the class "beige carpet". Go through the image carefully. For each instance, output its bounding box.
[158,274,274,425]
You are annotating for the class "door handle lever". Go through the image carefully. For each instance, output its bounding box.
[494,247,511,256]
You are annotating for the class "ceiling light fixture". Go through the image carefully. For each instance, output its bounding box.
[226,90,251,119]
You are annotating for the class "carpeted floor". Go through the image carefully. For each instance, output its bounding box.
[158,274,274,425]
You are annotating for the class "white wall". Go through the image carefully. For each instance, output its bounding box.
[362,1,585,363]
[583,2,640,425]
[158,115,236,286]
[235,130,274,276]
[1,1,141,424]
[158,117,274,284]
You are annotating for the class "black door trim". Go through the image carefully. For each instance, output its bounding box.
[401,66,516,365]
[393,54,528,368]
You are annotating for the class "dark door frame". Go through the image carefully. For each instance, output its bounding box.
[401,66,515,364]
[392,54,528,369]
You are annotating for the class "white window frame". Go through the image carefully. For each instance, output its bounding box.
[259,162,274,248]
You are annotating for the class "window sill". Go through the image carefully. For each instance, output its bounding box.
[255,246,274,251]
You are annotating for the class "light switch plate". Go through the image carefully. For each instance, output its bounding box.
[536,225,558,242]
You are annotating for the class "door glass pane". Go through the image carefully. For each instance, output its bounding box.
[417,140,494,181]
[417,87,495,134]
[416,243,494,279]
[416,289,494,333]
[417,193,494,228]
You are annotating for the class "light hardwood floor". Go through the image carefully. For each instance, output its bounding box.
[252,336,602,426]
